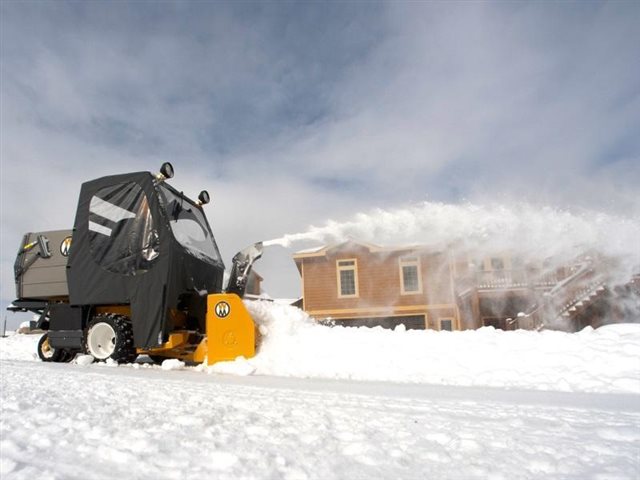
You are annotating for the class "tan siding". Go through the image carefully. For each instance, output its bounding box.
[300,244,459,329]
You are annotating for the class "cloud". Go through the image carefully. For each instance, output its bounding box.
[1,1,639,316]
[263,2,640,206]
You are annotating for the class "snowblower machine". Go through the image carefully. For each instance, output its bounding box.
[9,163,263,365]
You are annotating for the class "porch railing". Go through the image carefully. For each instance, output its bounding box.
[474,268,564,289]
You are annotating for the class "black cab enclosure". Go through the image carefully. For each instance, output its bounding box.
[67,170,225,348]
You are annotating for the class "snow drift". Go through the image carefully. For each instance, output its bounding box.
[231,302,640,394]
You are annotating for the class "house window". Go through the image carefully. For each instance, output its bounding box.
[400,257,422,294]
[439,318,453,331]
[490,257,505,271]
[337,259,358,297]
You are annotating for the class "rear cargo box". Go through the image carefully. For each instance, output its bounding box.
[15,230,72,300]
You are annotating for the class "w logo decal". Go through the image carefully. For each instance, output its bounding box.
[215,301,231,318]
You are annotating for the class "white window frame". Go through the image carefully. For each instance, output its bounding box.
[399,257,422,295]
[490,257,505,271]
[337,259,359,298]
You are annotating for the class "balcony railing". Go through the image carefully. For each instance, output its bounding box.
[474,269,562,289]
[503,260,606,330]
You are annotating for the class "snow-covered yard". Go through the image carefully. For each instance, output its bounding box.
[1,302,639,479]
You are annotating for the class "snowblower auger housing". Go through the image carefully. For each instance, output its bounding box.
[8,164,259,365]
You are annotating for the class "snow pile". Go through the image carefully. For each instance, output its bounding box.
[238,301,640,394]
[75,355,94,366]
[209,356,256,376]
[160,358,185,371]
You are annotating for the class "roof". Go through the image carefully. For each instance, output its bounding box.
[293,239,432,260]
[249,270,263,281]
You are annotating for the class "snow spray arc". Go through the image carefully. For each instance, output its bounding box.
[263,201,640,327]
[264,201,639,267]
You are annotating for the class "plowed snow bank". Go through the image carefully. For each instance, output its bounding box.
[232,301,640,393]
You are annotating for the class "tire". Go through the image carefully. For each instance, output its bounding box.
[37,333,67,363]
[85,314,137,364]
[62,350,77,363]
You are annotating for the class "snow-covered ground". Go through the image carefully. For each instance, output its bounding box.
[1,302,639,479]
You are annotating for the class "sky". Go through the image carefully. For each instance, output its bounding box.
[1,0,639,317]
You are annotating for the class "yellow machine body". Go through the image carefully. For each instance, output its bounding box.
[138,293,255,366]
[204,293,255,365]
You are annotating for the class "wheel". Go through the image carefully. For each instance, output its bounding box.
[85,314,137,363]
[37,333,67,362]
[61,350,77,363]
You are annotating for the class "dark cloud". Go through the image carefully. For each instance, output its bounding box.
[1,1,639,316]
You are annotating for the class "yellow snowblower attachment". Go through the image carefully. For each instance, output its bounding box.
[141,293,255,365]
[204,293,255,365]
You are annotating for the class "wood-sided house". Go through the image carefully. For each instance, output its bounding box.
[293,240,638,331]
[293,241,460,331]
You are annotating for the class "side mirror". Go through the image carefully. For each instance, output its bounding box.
[197,190,210,205]
[157,162,174,181]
